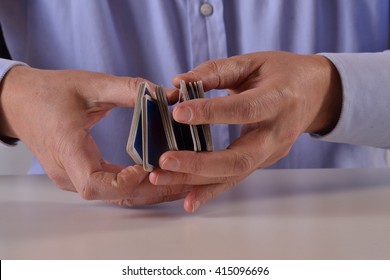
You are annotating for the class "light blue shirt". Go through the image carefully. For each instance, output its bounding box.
[0,0,389,174]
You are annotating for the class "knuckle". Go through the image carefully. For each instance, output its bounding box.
[159,186,175,197]
[128,77,145,95]
[109,199,136,207]
[205,60,220,75]
[280,148,290,159]
[47,172,63,185]
[161,195,177,203]
[196,101,214,122]
[48,171,73,191]
[78,181,97,200]
[280,124,302,146]
[287,89,300,109]
[120,199,136,207]
[203,60,222,87]
[205,188,216,202]
[186,70,201,81]
[241,99,261,122]
[192,154,206,174]
[224,180,238,191]
[54,181,73,192]
[216,176,232,184]
[231,152,253,174]
[54,183,70,191]
[276,147,291,161]
[267,147,291,167]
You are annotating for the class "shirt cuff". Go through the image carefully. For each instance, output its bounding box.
[0,58,28,80]
[311,51,390,149]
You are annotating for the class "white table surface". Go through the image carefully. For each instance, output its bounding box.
[1,169,390,260]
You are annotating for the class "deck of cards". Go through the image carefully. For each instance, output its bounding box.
[127,80,213,171]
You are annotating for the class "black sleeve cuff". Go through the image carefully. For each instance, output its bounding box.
[0,135,19,146]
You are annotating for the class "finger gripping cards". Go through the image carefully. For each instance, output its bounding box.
[127,80,213,172]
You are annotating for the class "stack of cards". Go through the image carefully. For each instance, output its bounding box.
[127,80,213,172]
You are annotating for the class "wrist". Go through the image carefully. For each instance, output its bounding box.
[0,65,28,138]
[305,55,342,135]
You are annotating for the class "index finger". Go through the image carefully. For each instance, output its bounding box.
[172,53,265,91]
[159,128,272,177]
[172,88,279,125]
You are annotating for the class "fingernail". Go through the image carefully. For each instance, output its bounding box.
[192,200,201,213]
[161,157,180,171]
[174,107,192,122]
[154,171,172,185]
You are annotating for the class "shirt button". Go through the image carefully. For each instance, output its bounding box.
[200,3,213,16]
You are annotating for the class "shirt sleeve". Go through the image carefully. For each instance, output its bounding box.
[0,58,28,147]
[312,51,390,149]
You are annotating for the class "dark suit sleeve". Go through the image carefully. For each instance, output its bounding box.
[0,24,11,59]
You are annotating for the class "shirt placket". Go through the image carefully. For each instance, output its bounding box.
[187,0,230,150]
[187,0,227,63]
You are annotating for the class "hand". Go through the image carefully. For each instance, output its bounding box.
[149,51,342,212]
[0,66,190,205]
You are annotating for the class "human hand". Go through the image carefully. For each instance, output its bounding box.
[0,66,190,205]
[150,51,342,212]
